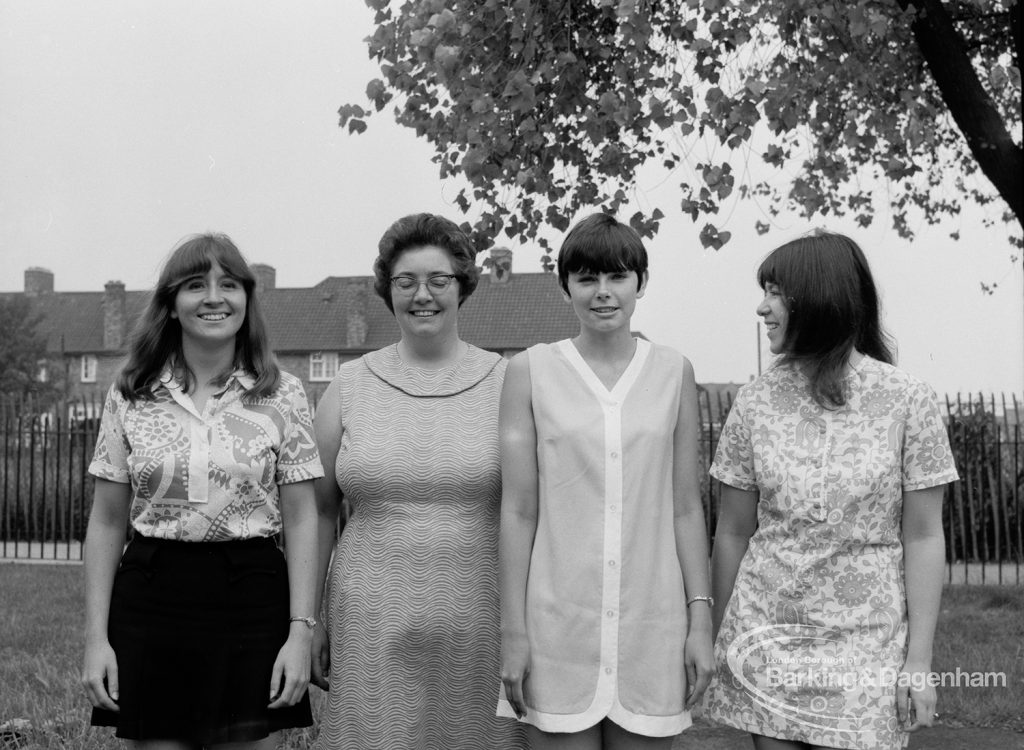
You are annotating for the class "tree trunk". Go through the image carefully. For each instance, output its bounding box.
[902,0,1024,230]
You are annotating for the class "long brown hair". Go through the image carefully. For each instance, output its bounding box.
[116,233,280,401]
[758,231,894,408]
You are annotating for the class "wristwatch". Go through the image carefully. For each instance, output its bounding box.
[289,616,317,629]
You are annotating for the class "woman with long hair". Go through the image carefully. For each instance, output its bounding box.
[82,233,322,749]
[703,231,958,749]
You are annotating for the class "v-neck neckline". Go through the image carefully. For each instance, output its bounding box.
[558,338,650,402]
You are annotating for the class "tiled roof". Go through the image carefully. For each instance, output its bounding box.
[265,273,579,351]
[4,272,580,354]
[459,273,580,348]
[259,281,365,351]
[0,290,149,354]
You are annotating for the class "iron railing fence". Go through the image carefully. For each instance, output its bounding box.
[2,391,1022,584]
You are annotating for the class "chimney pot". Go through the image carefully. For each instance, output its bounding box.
[252,263,276,294]
[103,280,127,350]
[24,267,54,296]
[343,278,368,348]
[489,247,512,284]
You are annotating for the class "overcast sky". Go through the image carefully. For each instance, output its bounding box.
[2,1,1022,398]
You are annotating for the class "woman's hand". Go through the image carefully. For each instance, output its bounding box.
[310,621,330,690]
[683,626,715,709]
[500,630,531,719]
[82,639,120,711]
[896,660,937,732]
[268,626,313,709]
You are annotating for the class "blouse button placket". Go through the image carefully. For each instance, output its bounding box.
[812,418,833,522]
[598,395,624,699]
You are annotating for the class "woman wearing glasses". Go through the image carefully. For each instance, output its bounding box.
[311,214,525,749]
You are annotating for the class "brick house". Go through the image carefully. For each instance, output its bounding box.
[5,257,581,410]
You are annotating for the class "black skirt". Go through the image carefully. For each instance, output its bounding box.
[91,535,313,743]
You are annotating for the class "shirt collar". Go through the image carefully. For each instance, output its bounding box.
[231,369,257,390]
[152,366,256,394]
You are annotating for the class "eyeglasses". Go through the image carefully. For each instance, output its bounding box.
[389,274,458,294]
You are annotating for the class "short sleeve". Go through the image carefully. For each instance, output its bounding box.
[710,386,758,491]
[902,380,959,491]
[275,377,325,485]
[88,386,131,483]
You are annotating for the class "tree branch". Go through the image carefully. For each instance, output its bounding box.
[1011,1,1021,74]
[902,0,1023,227]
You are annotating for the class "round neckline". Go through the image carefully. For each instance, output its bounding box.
[362,343,502,397]
[774,351,870,382]
[394,340,470,372]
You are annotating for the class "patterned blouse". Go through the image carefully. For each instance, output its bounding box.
[89,369,323,541]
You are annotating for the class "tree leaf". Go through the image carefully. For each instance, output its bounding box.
[340,0,1021,261]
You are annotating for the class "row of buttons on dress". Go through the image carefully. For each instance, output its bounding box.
[806,435,835,523]
[604,400,621,679]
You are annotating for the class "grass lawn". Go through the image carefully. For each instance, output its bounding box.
[1,565,1021,748]
[931,585,1024,730]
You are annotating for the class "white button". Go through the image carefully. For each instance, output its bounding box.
[605,667,613,674]
[610,452,619,459]
[610,505,617,512]
[608,560,616,567]
[607,610,615,617]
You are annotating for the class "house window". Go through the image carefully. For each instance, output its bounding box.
[309,352,339,382]
[81,355,98,383]
[37,360,49,383]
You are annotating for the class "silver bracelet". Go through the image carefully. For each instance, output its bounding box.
[686,595,714,608]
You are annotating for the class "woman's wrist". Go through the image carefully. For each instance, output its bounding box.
[903,642,934,668]
[688,614,712,631]
[84,624,109,645]
[901,656,933,673]
[287,621,315,640]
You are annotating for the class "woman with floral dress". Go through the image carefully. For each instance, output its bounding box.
[704,231,958,750]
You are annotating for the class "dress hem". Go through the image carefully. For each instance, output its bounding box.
[701,710,908,750]
[497,698,690,737]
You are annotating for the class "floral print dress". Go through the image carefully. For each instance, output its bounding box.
[703,357,957,750]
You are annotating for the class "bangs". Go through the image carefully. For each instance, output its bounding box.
[561,239,634,276]
[162,234,254,290]
[756,242,804,292]
[756,257,778,289]
[557,213,648,291]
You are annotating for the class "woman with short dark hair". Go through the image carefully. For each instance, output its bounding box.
[311,213,526,749]
[372,212,480,312]
[498,212,714,749]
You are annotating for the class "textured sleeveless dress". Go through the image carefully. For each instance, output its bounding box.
[315,344,526,750]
